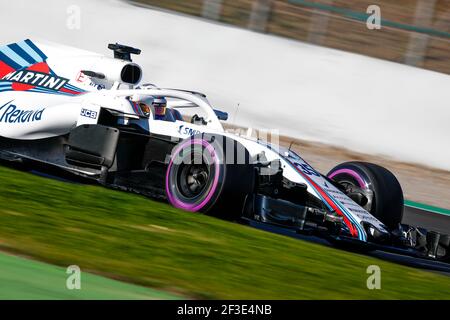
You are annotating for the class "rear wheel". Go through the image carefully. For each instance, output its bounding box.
[327,161,404,230]
[165,134,255,219]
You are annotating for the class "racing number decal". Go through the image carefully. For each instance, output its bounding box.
[296,163,320,177]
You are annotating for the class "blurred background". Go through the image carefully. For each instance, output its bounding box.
[136,0,450,74]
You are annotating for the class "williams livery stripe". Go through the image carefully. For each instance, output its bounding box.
[8,43,37,65]
[282,157,367,241]
[0,51,22,71]
[0,40,47,75]
[0,39,86,96]
[130,101,145,116]
[22,39,48,61]
[17,40,47,62]
[27,87,81,97]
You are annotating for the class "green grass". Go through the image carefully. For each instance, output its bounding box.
[0,165,449,299]
[0,252,179,299]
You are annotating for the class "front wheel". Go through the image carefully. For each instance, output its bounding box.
[165,134,255,219]
[327,161,404,230]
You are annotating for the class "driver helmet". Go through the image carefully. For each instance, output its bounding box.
[152,97,167,120]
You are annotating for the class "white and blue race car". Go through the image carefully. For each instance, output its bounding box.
[0,39,448,262]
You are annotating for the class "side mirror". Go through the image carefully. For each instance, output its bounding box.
[191,114,207,125]
[214,109,228,121]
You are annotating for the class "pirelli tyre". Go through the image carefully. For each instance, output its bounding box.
[165,134,255,219]
[327,161,404,230]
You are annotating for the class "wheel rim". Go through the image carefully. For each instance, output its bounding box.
[166,139,221,212]
[328,171,373,212]
[178,162,210,198]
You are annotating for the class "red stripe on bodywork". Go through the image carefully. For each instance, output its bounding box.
[0,60,14,78]
[290,163,359,237]
[60,87,82,95]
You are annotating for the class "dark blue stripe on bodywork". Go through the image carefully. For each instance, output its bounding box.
[0,51,21,70]
[24,39,47,61]
[8,43,36,65]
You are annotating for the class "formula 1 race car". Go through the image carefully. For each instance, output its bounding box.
[0,39,448,263]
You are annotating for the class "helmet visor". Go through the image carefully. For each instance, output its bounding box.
[154,103,166,116]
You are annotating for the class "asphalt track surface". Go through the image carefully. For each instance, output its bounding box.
[402,206,450,235]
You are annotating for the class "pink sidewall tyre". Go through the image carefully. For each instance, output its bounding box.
[327,161,404,230]
[165,134,255,219]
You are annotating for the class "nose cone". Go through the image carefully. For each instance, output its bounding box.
[363,222,390,243]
